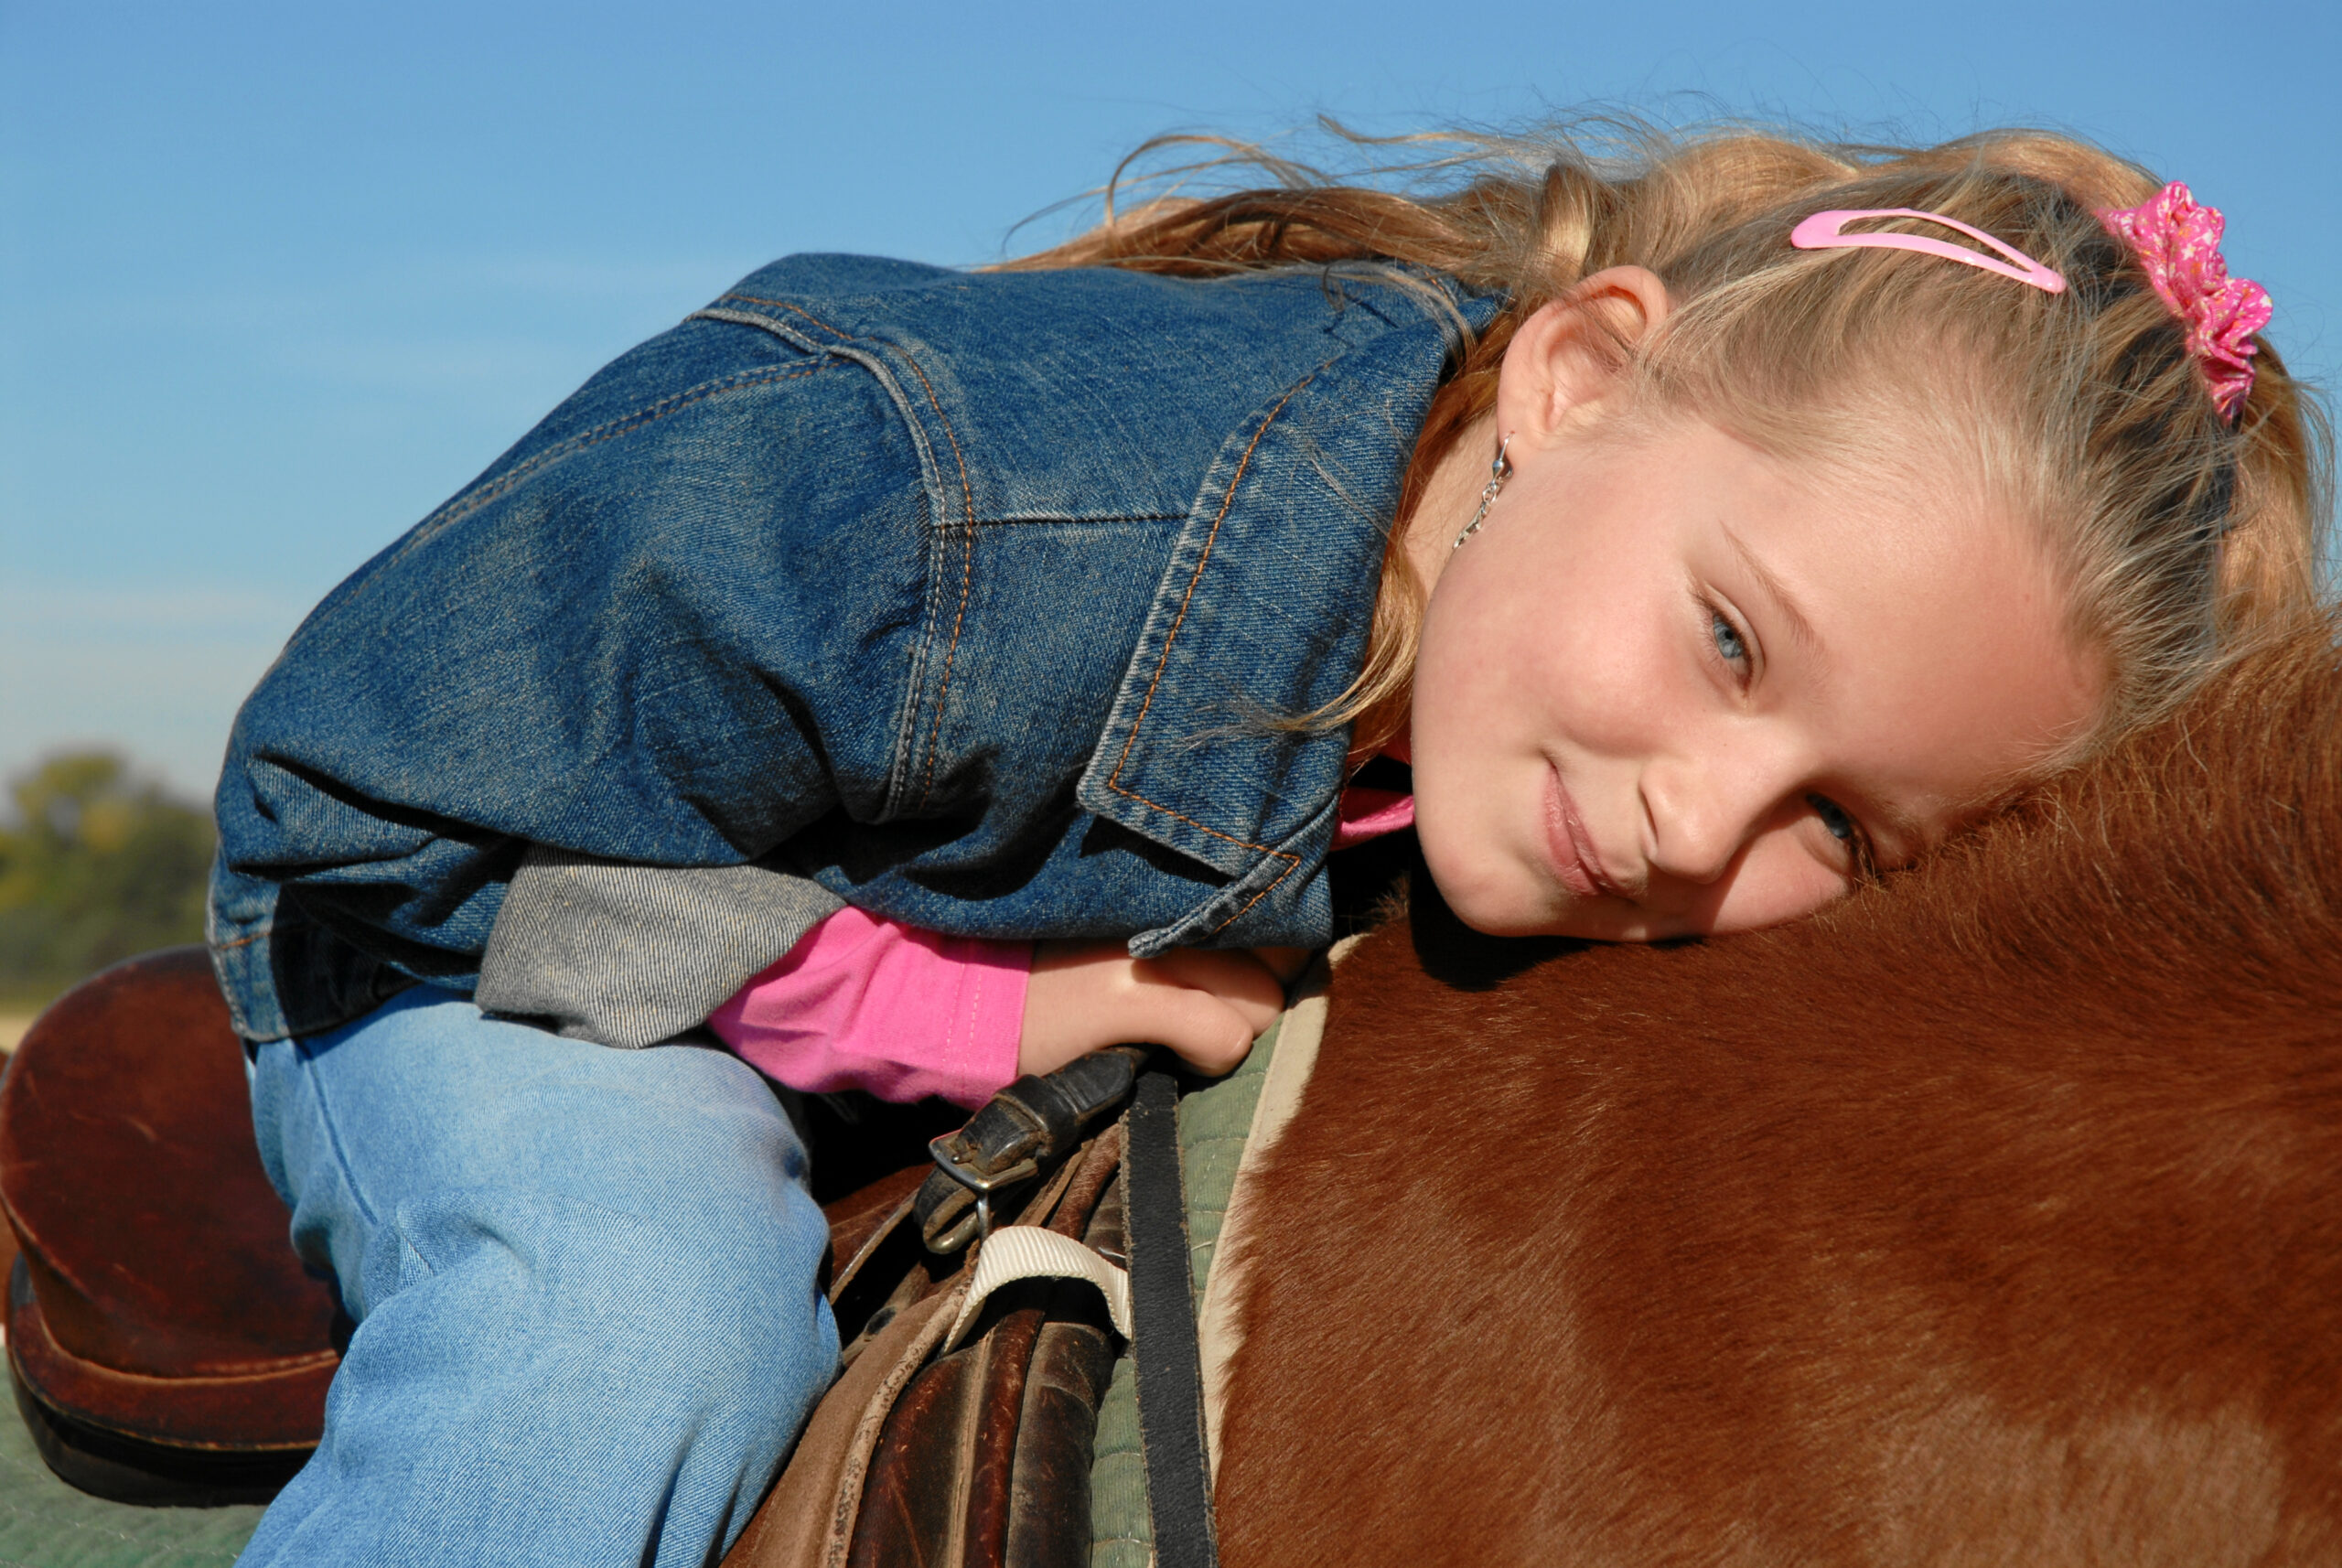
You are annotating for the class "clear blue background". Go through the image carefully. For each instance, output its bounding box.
[5,0,2336,795]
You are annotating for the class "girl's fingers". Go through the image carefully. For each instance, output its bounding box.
[1140,947,1287,1036]
[1020,940,1291,1079]
[1124,983,1259,1077]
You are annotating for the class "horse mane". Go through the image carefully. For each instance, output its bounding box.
[1214,618,2342,1566]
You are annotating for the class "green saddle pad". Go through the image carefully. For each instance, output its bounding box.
[1089,975,1316,1567]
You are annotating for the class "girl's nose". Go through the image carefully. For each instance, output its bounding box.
[1641,744,1801,887]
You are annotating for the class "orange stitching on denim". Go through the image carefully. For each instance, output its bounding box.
[1102,379,1313,865]
[1208,855,1303,935]
[1097,377,1317,936]
[716,295,862,341]
[897,350,978,807]
[719,294,978,810]
[424,364,828,537]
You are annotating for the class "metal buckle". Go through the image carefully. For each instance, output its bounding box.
[927,1134,1042,1243]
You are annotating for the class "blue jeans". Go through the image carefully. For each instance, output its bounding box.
[239,988,839,1566]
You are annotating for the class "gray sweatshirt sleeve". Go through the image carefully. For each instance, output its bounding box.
[475,848,845,1048]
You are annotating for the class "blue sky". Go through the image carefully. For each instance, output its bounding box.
[4,0,2337,796]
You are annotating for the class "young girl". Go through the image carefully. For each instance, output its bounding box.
[210,123,2325,1564]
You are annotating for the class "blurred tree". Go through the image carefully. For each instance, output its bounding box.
[0,752,214,1008]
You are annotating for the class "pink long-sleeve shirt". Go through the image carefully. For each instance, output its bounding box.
[707,787,1415,1108]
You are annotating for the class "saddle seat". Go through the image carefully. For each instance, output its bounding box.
[0,949,940,1509]
[0,947,339,1504]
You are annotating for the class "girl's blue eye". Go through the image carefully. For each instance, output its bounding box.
[1710,610,1748,666]
[1807,792,1855,843]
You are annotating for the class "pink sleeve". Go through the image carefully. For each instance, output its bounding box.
[1330,786,1414,850]
[706,908,1030,1111]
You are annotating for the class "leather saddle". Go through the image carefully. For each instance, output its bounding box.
[0,949,950,1509]
[0,947,1137,1568]
[0,948,338,1505]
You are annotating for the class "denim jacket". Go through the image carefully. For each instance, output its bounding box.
[209,252,1495,1044]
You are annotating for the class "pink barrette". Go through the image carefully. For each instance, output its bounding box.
[1790,209,2068,295]
[2097,182,2271,421]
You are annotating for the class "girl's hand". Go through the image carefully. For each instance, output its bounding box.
[1018,941,1290,1079]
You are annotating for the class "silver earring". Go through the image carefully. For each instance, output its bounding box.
[1451,435,1513,551]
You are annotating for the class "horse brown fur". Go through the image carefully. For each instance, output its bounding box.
[1215,621,2342,1566]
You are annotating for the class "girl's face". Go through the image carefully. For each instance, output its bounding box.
[1406,283,2101,942]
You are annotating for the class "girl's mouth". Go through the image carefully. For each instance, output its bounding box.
[1544,768,1622,902]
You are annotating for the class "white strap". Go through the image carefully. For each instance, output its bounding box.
[941,1225,1133,1351]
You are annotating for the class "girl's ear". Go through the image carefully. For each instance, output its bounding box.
[1496,266,1672,446]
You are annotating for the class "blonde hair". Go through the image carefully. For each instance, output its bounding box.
[1006,121,2333,760]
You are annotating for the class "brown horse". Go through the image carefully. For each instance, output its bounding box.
[11,630,2342,1563]
[1214,621,2342,1566]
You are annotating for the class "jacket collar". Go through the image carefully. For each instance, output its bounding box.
[1077,289,1499,881]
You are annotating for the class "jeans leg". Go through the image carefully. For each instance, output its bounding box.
[239,988,838,1568]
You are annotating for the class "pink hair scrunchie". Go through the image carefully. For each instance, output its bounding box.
[2098,182,2272,421]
